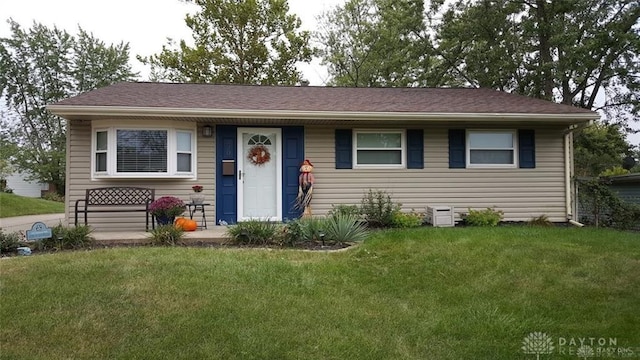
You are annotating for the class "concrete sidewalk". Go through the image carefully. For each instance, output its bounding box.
[0,213,66,233]
[1,214,229,244]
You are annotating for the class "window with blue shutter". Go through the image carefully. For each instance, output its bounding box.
[518,129,536,168]
[406,129,424,169]
[449,129,466,168]
[335,129,352,169]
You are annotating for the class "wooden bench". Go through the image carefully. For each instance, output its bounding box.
[75,187,155,231]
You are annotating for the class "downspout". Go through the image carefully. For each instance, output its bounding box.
[564,121,592,224]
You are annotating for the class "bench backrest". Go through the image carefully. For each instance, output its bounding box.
[86,187,155,206]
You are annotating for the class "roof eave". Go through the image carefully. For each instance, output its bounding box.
[46,105,599,123]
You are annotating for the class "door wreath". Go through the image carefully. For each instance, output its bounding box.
[247,145,271,166]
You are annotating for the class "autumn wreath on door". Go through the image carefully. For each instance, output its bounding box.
[247,144,271,166]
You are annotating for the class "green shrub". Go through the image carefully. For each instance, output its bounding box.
[360,189,401,228]
[0,229,22,254]
[391,210,424,228]
[282,218,305,246]
[324,214,369,244]
[528,215,553,227]
[226,220,281,245]
[41,224,94,250]
[42,192,64,202]
[599,166,630,177]
[299,216,329,242]
[328,204,361,219]
[148,225,184,246]
[609,202,640,230]
[463,207,504,226]
[578,177,640,230]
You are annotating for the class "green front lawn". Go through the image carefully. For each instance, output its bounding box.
[1,227,639,359]
[0,192,64,218]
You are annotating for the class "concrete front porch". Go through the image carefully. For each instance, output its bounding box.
[92,226,230,246]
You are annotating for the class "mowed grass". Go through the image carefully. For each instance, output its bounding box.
[0,192,64,218]
[1,227,639,359]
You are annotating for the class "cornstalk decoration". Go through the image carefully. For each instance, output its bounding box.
[295,159,315,217]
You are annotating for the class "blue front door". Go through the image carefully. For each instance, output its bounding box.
[216,125,304,224]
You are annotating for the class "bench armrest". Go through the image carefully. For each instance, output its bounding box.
[74,199,87,225]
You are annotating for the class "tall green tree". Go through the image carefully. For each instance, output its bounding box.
[0,20,136,195]
[434,0,640,126]
[139,0,314,85]
[0,112,18,183]
[316,0,433,87]
[574,123,633,176]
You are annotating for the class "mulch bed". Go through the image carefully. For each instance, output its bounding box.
[2,240,354,258]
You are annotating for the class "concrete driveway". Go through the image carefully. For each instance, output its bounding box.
[0,213,65,233]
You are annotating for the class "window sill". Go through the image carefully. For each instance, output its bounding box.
[466,164,517,169]
[92,173,196,180]
[353,165,406,170]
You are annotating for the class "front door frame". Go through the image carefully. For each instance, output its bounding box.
[216,125,304,225]
[236,127,283,221]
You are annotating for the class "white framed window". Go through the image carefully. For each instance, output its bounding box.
[353,130,405,168]
[467,130,517,168]
[91,125,196,178]
[95,130,108,173]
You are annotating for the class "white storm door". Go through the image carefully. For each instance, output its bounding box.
[237,128,282,221]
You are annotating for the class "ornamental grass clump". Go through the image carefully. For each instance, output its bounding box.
[148,225,185,246]
[325,214,369,244]
[149,196,186,218]
[226,219,280,245]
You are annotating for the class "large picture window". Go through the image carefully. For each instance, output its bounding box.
[467,131,516,167]
[92,126,196,178]
[117,130,168,173]
[354,130,405,168]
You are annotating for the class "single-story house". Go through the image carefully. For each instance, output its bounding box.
[47,82,598,231]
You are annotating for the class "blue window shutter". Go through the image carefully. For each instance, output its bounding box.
[335,129,352,169]
[215,125,237,224]
[449,129,466,168]
[406,129,424,169]
[282,126,304,220]
[519,129,536,168]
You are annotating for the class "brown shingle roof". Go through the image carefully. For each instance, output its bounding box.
[52,82,594,115]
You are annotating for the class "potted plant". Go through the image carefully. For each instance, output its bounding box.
[149,196,186,225]
[191,184,205,204]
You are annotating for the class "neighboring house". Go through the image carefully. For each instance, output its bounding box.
[4,172,48,198]
[606,174,640,206]
[48,82,598,231]
[577,174,640,229]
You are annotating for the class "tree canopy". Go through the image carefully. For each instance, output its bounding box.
[317,0,639,127]
[574,124,634,176]
[0,19,137,194]
[139,0,314,85]
[316,0,432,87]
[435,0,639,128]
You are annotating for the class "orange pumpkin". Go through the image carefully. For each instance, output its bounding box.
[174,217,188,229]
[181,219,198,231]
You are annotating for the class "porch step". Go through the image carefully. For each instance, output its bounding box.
[92,227,230,246]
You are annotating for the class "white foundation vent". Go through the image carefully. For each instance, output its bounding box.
[426,206,455,227]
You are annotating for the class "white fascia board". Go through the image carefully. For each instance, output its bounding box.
[47,105,599,123]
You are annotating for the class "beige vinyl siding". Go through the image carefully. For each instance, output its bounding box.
[66,120,215,231]
[305,124,569,222]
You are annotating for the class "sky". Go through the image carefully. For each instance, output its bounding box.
[2,0,638,146]
[0,0,346,85]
